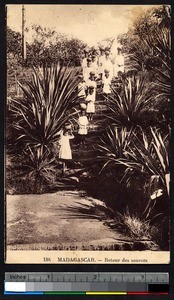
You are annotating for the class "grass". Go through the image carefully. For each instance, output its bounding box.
[105,208,169,250]
[117,211,154,240]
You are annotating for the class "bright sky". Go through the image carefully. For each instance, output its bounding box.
[7,4,159,47]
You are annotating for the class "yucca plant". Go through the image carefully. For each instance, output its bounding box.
[10,63,80,149]
[97,126,133,173]
[16,145,57,193]
[117,127,169,197]
[146,26,171,101]
[97,126,169,215]
[105,74,158,129]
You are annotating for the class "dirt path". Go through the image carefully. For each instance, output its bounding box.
[6,191,130,250]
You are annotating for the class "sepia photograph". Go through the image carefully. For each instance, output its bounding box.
[5,4,171,263]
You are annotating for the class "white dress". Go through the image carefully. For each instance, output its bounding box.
[83,66,94,82]
[98,55,105,74]
[86,79,97,89]
[102,59,114,79]
[114,54,124,76]
[59,134,74,160]
[86,80,97,101]
[91,61,99,76]
[86,93,95,113]
[78,116,89,135]
[103,76,112,94]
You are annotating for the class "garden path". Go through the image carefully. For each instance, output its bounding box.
[6,191,130,251]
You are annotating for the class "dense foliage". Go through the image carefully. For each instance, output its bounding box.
[7,64,81,192]
[95,5,171,249]
[7,25,86,67]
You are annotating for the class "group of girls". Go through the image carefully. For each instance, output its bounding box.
[58,47,124,172]
[81,47,113,92]
[81,46,124,81]
[77,48,116,122]
[78,70,96,122]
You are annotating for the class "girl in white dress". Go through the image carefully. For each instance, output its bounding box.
[78,110,89,145]
[83,58,93,82]
[102,51,114,79]
[102,69,112,95]
[91,55,99,77]
[86,86,95,122]
[98,48,105,79]
[86,71,97,102]
[59,128,74,173]
[114,48,124,77]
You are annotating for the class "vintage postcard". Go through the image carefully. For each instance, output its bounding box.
[5,4,171,264]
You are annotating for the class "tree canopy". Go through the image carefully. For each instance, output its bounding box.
[7,25,87,67]
[118,5,171,74]
[7,27,22,58]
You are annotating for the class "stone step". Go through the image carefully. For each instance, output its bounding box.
[73,125,105,135]
[95,105,107,111]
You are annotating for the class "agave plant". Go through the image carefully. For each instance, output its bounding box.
[10,64,80,149]
[105,74,158,129]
